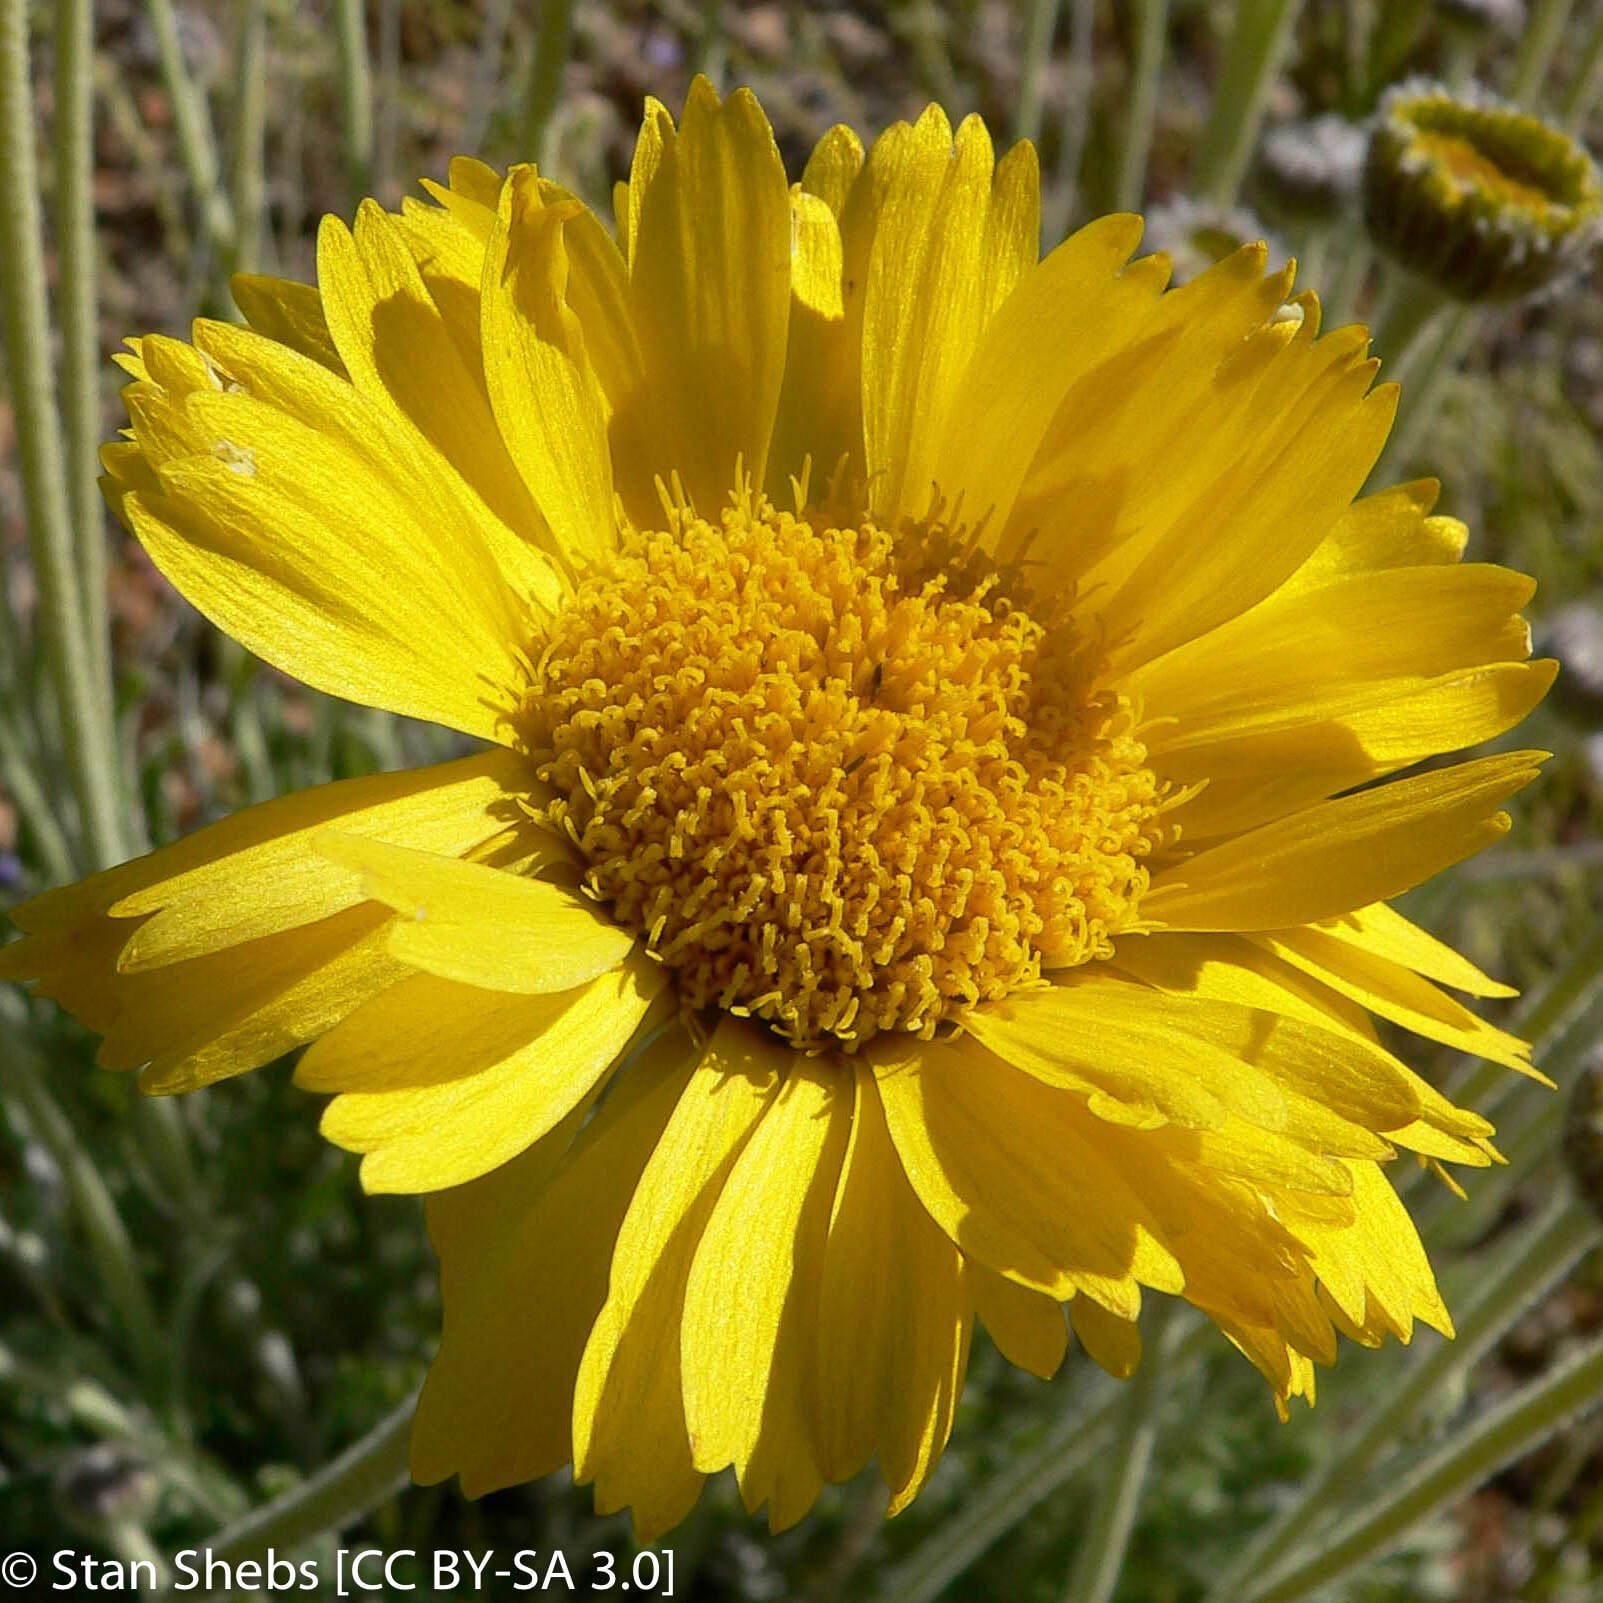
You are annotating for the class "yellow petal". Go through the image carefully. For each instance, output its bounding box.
[1095,329,1398,674]
[190,313,563,623]
[481,169,617,575]
[1001,243,1290,577]
[1313,902,1517,998]
[873,1035,1184,1313]
[120,382,535,741]
[1257,923,1541,1078]
[1069,1297,1143,1379]
[969,1264,1068,1380]
[317,202,545,554]
[573,1016,781,1543]
[1144,751,1546,931]
[681,1054,847,1528]
[1279,1161,1452,1342]
[230,273,347,373]
[939,214,1162,545]
[118,906,403,1092]
[861,109,1010,525]
[814,1063,971,1503]
[0,756,545,1089]
[412,1026,701,1495]
[102,751,545,970]
[313,833,632,994]
[1284,478,1462,592]
[1133,563,1539,754]
[307,957,664,1193]
[1156,660,1557,841]
[966,975,1294,1132]
[627,78,792,512]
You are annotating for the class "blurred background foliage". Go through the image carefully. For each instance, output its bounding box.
[3,0,1603,1599]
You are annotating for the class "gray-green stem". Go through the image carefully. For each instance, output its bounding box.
[143,0,235,270]
[1194,0,1305,207]
[229,0,267,277]
[0,1020,165,1390]
[1511,0,1579,107]
[1114,0,1170,213]
[334,0,374,208]
[1061,1301,1174,1603]
[1216,1192,1601,1603]
[1015,0,1065,146]
[1249,1319,1603,1601]
[55,0,112,717]
[0,0,126,870]
[522,0,575,170]
[879,1318,1216,1603]
[187,1391,416,1580]
[1561,4,1603,133]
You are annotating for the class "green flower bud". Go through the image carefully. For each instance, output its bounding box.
[1364,79,1603,301]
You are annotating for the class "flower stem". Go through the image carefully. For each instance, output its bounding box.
[1321,238,1373,328]
[1511,0,1579,107]
[1249,1317,1603,1602]
[0,0,125,871]
[521,0,574,170]
[0,702,77,884]
[1015,0,1065,146]
[1195,0,1305,208]
[1061,1300,1174,1603]
[878,1317,1216,1603]
[334,0,373,208]
[1212,1192,1601,1603]
[55,0,112,719]
[0,1018,165,1390]
[195,1391,416,1569]
[1114,0,1170,213]
[1561,4,1603,134]
[143,0,235,271]
[1041,0,1097,243]
[692,0,726,92]
[229,0,268,276]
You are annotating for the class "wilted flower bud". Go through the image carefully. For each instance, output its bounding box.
[1260,114,1367,220]
[52,1444,158,1535]
[1142,196,1286,285]
[1364,79,1603,300]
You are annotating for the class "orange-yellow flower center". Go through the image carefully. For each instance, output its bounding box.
[525,499,1166,1051]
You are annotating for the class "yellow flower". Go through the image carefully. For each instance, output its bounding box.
[0,80,1556,1538]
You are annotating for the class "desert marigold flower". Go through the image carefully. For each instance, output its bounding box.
[1364,79,1603,301]
[0,79,1558,1537]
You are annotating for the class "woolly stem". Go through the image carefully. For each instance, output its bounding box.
[55,0,112,715]
[0,0,125,869]
[1511,0,1578,108]
[521,0,575,170]
[1114,0,1170,212]
[198,1392,416,1567]
[334,0,373,207]
[1195,0,1305,207]
[1249,1317,1603,1601]
[1061,1301,1174,1603]
[1209,1192,1600,1603]
[1016,0,1065,146]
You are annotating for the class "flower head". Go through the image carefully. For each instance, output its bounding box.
[0,80,1555,1538]
[1364,79,1603,300]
